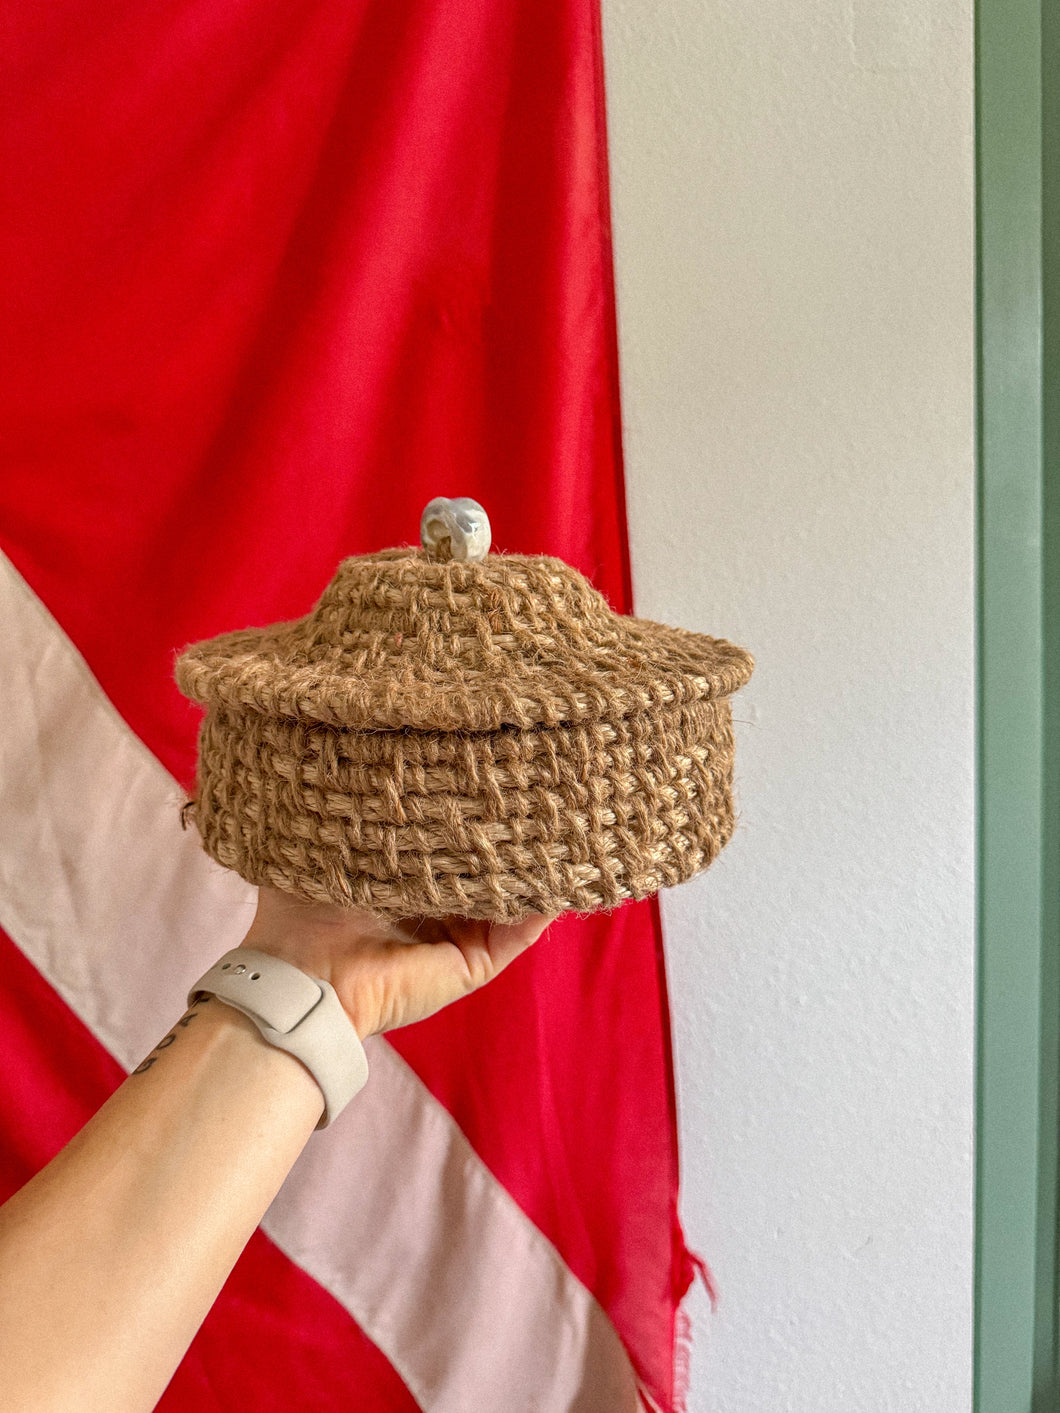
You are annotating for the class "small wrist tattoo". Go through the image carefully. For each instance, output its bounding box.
[130,995,211,1075]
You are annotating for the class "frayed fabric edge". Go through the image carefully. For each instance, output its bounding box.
[673,1306,693,1413]
[672,1246,719,1412]
[635,1246,720,1412]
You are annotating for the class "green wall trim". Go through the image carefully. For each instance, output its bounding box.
[1039,0,1060,1392]
[974,0,1060,1407]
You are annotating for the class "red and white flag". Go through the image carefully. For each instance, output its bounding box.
[0,3,709,1408]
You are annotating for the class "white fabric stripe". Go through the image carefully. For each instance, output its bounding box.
[0,549,642,1413]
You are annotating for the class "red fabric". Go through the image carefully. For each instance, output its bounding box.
[0,2,695,1408]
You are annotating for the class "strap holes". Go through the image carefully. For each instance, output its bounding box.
[251,972,261,980]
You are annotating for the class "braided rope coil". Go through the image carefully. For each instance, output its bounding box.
[175,548,753,921]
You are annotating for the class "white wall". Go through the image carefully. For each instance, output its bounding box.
[600,4,976,1410]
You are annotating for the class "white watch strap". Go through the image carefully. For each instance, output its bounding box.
[187,948,369,1129]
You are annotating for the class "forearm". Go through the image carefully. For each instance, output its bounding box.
[0,993,325,1413]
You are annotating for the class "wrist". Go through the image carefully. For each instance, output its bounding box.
[236,932,336,990]
[130,992,326,1129]
[187,948,371,1127]
[234,932,380,1040]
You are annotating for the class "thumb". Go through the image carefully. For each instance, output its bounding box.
[365,912,556,1035]
[479,912,556,976]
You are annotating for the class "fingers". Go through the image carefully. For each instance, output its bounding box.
[484,912,556,973]
[360,912,557,1034]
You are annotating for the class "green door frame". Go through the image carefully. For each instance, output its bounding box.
[975,0,1060,1408]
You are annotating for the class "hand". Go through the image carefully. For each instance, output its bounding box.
[239,886,555,1039]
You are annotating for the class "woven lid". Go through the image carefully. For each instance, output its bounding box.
[175,545,754,734]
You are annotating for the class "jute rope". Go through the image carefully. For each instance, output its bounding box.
[175,548,753,922]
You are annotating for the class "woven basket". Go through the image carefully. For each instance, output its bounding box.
[174,544,753,922]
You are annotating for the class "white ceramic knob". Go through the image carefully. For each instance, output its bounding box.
[420,497,492,563]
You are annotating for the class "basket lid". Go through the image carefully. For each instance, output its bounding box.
[174,504,753,733]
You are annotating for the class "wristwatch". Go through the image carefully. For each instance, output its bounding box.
[187,948,370,1128]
